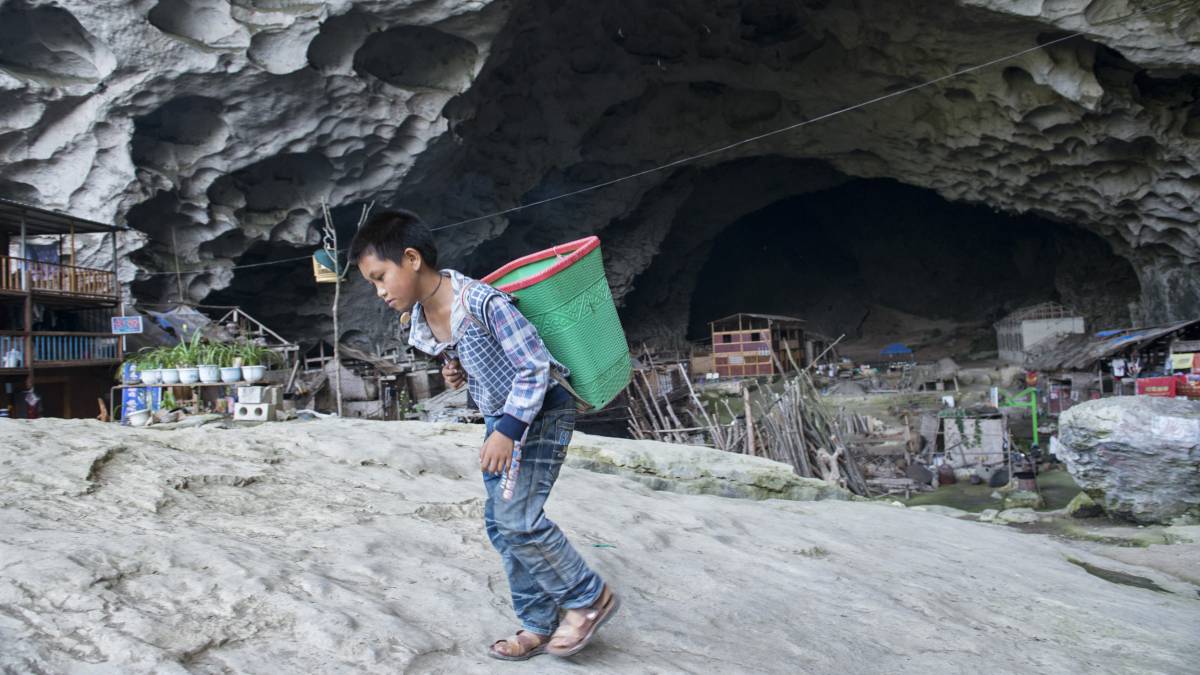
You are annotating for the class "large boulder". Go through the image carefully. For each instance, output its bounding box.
[1058,397,1200,524]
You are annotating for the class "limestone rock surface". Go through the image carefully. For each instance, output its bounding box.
[1058,396,1200,524]
[2,417,1198,673]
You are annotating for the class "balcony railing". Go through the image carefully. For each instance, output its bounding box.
[33,332,119,364]
[0,255,118,300]
[0,331,120,367]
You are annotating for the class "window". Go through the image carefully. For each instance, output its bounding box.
[751,332,762,342]
[721,334,732,344]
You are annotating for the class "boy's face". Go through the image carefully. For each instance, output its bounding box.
[357,249,422,313]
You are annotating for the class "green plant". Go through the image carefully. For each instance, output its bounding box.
[172,331,206,367]
[156,346,178,369]
[197,341,229,366]
[116,347,160,382]
[237,341,281,368]
[215,343,237,368]
[141,350,162,370]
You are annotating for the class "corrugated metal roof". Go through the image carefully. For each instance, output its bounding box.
[1024,318,1200,370]
[710,312,806,327]
[0,197,122,235]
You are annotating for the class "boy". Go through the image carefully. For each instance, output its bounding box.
[350,210,619,661]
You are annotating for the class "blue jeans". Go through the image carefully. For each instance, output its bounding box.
[483,395,604,636]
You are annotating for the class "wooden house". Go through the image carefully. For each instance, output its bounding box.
[0,198,126,418]
[708,313,826,379]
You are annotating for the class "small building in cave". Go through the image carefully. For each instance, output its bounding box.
[995,302,1086,364]
[1023,318,1200,413]
[708,313,832,379]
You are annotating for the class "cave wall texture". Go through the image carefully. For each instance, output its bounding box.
[0,0,1197,348]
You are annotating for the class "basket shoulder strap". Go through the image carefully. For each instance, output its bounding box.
[458,281,592,412]
[458,280,504,335]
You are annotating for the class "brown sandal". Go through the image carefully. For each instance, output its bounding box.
[546,585,621,658]
[488,630,550,661]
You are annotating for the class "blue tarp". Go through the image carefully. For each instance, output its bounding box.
[881,342,913,356]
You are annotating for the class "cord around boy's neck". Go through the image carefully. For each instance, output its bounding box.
[419,272,444,305]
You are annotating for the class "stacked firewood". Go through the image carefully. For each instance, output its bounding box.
[625,360,870,496]
[753,368,870,496]
[627,364,736,448]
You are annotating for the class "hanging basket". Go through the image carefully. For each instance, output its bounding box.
[312,248,346,284]
[483,236,632,410]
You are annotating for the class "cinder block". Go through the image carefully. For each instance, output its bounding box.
[237,386,266,403]
[234,402,276,422]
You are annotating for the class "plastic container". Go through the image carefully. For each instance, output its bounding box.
[483,236,631,410]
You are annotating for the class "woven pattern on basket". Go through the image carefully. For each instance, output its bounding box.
[507,246,631,409]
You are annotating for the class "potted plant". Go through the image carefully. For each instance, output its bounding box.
[219,344,242,383]
[238,341,279,383]
[159,346,181,384]
[197,341,223,384]
[138,348,163,385]
[175,332,202,384]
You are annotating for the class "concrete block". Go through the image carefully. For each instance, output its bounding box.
[238,386,265,403]
[234,402,276,422]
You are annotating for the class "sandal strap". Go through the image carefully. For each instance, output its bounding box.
[493,630,547,656]
[552,587,613,642]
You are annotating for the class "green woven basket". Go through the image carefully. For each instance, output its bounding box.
[483,236,632,410]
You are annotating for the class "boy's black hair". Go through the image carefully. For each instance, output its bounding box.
[348,209,439,268]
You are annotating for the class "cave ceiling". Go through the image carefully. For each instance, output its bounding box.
[0,0,1197,346]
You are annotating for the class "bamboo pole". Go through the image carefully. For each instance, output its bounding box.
[743,385,756,457]
[676,363,725,450]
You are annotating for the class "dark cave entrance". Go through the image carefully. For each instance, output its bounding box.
[686,179,1139,359]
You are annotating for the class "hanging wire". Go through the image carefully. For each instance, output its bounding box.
[429,0,1186,233]
[136,0,1185,277]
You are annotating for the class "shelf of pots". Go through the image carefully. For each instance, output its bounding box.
[117,337,284,388]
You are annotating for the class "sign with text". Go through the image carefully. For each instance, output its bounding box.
[111,316,144,335]
[1136,376,1177,398]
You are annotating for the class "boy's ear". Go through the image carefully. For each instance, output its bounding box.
[404,247,422,271]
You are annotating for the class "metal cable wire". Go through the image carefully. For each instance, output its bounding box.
[139,0,1185,276]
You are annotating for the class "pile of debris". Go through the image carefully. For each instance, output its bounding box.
[626,357,871,495]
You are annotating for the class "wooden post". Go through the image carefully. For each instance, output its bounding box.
[321,203,344,417]
[110,229,118,298]
[743,385,756,457]
[171,225,184,303]
[69,221,76,293]
[19,210,33,391]
[57,235,64,292]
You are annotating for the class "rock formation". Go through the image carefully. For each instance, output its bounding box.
[1058,396,1200,524]
[2,417,1198,672]
[0,0,1197,346]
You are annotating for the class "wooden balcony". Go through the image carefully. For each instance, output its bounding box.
[0,255,118,302]
[0,331,120,370]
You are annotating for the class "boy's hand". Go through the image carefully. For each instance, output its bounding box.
[480,431,515,476]
[442,359,465,389]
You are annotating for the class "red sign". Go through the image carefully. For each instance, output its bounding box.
[1137,376,1177,398]
[1180,375,1200,399]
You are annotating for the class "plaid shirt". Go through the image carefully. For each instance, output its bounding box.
[408,270,569,440]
